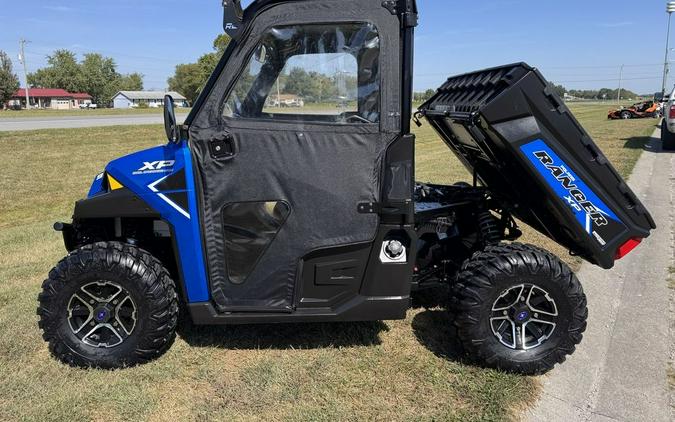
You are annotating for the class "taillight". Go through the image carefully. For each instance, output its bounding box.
[615,237,642,260]
[668,105,675,119]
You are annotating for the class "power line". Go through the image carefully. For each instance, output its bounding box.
[552,76,664,83]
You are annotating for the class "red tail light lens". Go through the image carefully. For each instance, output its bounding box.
[615,237,642,260]
[669,105,675,119]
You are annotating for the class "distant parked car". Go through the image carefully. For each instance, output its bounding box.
[660,88,675,150]
[79,103,98,109]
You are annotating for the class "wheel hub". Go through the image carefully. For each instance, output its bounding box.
[512,308,531,323]
[67,281,137,348]
[93,306,112,323]
[489,284,558,350]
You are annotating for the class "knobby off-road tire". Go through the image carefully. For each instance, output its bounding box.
[452,243,587,375]
[38,242,179,368]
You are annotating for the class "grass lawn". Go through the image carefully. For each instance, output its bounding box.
[0,107,192,119]
[0,103,656,421]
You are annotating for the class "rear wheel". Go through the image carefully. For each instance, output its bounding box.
[38,242,178,368]
[451,243,587,375]
[662,120,675,151]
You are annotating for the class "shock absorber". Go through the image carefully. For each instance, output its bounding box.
[477,211,501,245]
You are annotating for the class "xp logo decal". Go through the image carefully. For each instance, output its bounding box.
[520,140,626,248]
[133,160,175,175]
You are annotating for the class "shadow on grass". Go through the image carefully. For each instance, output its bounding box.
[627,132,675,154]
[622,135,651,150]
[178,319,389,350]
[411,308,466,363]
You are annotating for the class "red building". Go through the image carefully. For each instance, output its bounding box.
[8,88,93,110]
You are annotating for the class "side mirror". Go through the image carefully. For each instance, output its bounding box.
[164,95,179,143]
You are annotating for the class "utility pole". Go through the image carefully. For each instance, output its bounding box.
[618,64,624,105]
[18,38,30,109]
[662,2,675,97]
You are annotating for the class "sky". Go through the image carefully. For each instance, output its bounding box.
[0,0,672,94]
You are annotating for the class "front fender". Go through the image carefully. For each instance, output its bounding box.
[70,141,210,303]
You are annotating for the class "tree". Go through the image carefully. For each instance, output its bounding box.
[168,63,203,104]
[28,49,82,93]
[118,73,144,91]
[550,84,567,98]
[27,50,144,106]
[0,51,19,108]
[413,89,436,102]
[79,53,119,105]
[168,34,232,104]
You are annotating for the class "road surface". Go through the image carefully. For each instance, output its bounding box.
[0,113,190,132]
[526,128,674,421]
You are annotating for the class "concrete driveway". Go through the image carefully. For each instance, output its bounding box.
[0,113,189,132]
[526,128,674,421]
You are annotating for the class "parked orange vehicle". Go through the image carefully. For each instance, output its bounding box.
[608,100,661,119]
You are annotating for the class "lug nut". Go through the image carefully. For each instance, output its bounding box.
[90,321,96,326]
[534,313,539,318]
[503,310,508,315]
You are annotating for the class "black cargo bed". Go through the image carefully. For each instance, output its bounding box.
[418,63,655,269]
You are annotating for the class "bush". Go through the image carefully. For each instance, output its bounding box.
[137,102,149,109]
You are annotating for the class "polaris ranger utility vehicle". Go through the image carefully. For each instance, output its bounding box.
[38,0,655,374]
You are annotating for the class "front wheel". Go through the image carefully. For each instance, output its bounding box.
[451,243,587,375]
[37,242,179,368]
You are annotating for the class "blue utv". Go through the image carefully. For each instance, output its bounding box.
[38,0,655,374]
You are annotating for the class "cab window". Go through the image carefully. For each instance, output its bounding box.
[223,22,380,124]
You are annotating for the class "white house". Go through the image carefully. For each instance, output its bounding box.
[112,91,188,109]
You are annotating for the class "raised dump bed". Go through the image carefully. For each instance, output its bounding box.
[418,62,655,269]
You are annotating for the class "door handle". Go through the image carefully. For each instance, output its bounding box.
[209,133,236,159]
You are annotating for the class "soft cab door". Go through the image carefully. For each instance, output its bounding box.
[188,0,403,311]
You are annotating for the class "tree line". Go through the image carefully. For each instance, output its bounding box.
[548,84,640,101]
[0,48,142,108]
[27,50,143,106]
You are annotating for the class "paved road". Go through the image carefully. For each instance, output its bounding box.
[526,128,674,421]
[0,113,190,131]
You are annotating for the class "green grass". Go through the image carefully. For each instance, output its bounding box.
[0,107,192,119]
[0,103,655,421]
